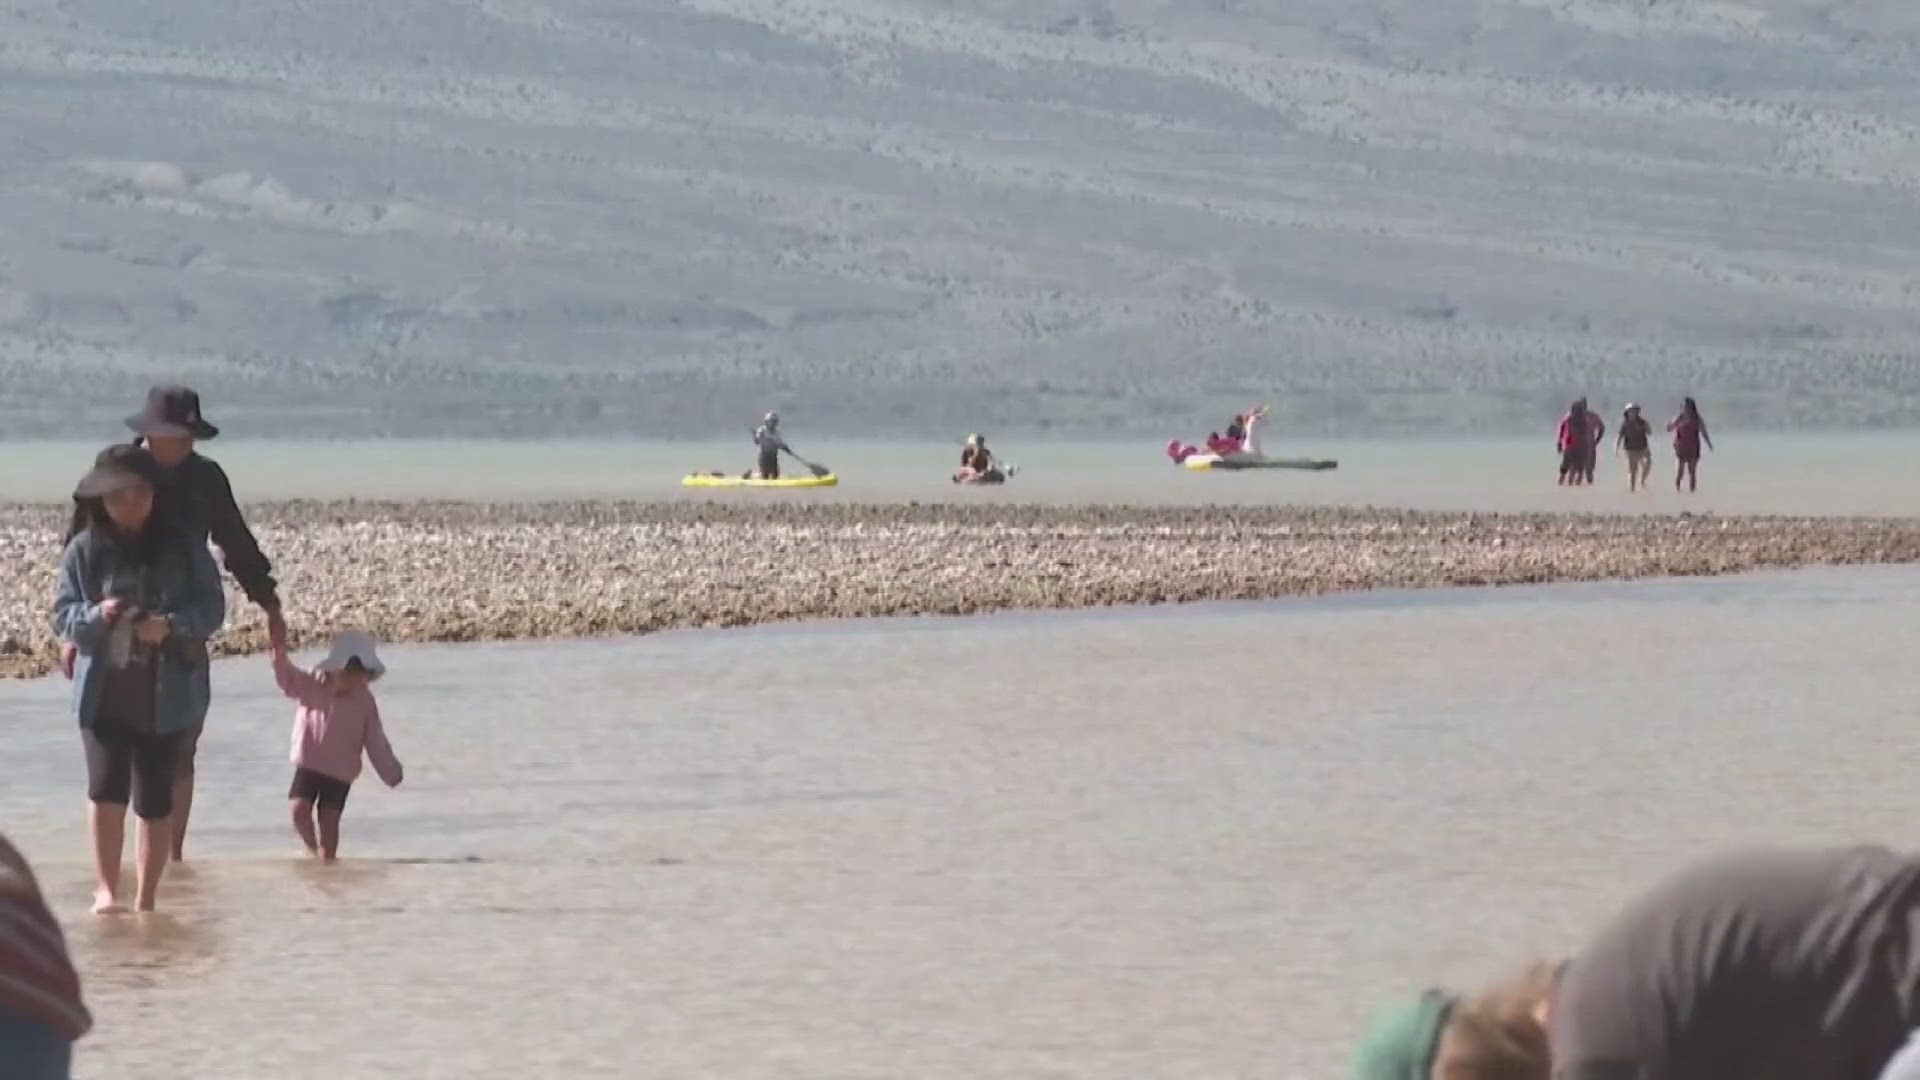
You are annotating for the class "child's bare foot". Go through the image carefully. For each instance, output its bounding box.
[320,853,338,864]
[92,888,124,915]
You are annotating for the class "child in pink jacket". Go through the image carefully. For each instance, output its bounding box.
[271,630,403,861]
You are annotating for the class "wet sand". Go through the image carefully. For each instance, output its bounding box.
[6,500,1920,678]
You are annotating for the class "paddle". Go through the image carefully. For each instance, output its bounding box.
[781,447,831,477]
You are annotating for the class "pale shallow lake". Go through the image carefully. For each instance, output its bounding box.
[6,565,1920,1077]
[1,432,1919,513]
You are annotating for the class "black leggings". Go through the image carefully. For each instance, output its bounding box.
[83,725,185,820]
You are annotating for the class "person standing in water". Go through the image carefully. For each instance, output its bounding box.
[751,411,788,480]
[61,386,287,863]
[1581,403,1605,484]
[1556,399,1593,486]
[0,832,91,1078]
[272,631,403,862]
[1616,403,1653,491]
[1668,396,1712,492]
[53,445,226,913]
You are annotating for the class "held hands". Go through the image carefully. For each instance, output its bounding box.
[97,598,127,621]
[133,615,171,646]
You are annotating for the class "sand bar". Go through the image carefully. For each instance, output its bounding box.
[3,500,1918,678]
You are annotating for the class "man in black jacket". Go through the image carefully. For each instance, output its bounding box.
[62,386,287,862]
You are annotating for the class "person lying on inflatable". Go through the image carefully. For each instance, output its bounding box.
[1169,404,1270,464]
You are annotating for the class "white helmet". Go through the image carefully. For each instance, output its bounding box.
[763,411,779,427]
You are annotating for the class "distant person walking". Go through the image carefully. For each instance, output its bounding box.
[1668,396,1713,492]
[1556,399,1594,486]
[61,386,287,862]
[0,832,91,1078]
[1617,403,1653,491]
[54,445,226,913]
[1581,403,1605,484]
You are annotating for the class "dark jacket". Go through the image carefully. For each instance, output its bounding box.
[69,449,278,611]
[52,525,226,735]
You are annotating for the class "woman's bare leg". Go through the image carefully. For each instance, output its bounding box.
[317,810,343,863]
[132,816,170,912]
[89,802,126,913]
[291,798,320,855]
[170,775,194,861]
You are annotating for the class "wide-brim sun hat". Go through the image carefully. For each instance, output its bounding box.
[317,630,386,679]
[73,444,163,499]
[125,384,219,440]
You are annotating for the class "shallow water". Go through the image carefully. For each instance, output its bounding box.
[4,432,1920,514]
[7,566,1920,1077]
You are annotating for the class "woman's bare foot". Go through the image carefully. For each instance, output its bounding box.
[134,896,157,913]
[92,888,124,915]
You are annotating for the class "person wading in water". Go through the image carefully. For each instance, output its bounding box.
[1556,399,1594,486]
[60,386,286,862]
[1668,396,1713,493]
[1616,403,1653,492]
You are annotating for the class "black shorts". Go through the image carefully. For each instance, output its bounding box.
[757,448,780,479]
[83,725,185,820]
[289,767,352,812]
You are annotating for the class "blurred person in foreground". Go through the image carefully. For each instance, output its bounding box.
[1350,845,1920,1080]
[0,832,91,1078]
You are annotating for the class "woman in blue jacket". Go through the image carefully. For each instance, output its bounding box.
[52,445,224,914]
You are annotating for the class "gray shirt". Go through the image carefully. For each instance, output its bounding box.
[1552,846,1920,1080]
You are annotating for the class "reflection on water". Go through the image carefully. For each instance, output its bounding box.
[80,893,223,993]
[4,566,1920,1076]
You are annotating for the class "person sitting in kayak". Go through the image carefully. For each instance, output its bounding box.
[748,411,788,480]
[953,434,1005,484]
[1205,429,1241,456]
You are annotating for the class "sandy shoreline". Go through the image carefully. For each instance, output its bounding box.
[4,500,1919,678]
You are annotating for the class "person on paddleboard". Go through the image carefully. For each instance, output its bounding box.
[750,411,789,480]
[1348,845,1920,1080]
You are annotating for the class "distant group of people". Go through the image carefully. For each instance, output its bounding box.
[1557,396,1713,492]
[47,387,405,921]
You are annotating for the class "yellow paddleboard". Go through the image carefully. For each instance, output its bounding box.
[681,472,839,489]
